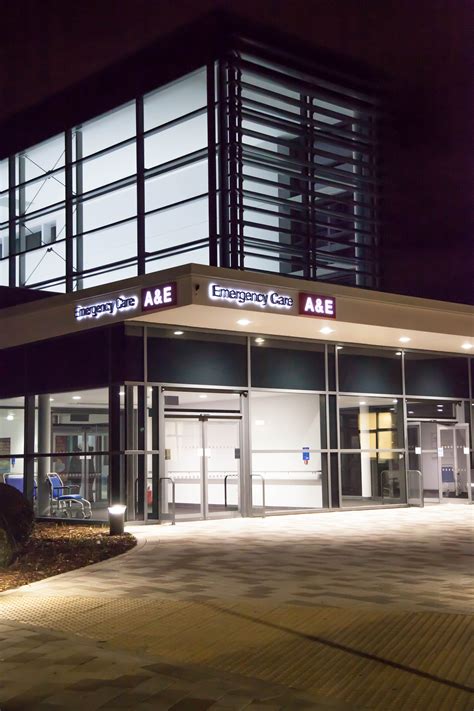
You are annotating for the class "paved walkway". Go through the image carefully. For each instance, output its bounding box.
[1,506,473,710]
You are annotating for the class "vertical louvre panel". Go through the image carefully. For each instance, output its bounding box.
[220,52,380,287]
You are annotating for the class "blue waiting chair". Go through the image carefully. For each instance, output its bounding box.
[47,473,91,519]
[4,474,37,498]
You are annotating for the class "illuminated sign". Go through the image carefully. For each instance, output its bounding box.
[75,295,138,321]
[209,283,293,309]
[141,282,177,312]
[299,293,336,318]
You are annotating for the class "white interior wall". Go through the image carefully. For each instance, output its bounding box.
[0,411,25,474]
[251,391,323,508]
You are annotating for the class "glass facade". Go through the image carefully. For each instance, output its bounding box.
[1,329,471,520]
[0,52,379,292]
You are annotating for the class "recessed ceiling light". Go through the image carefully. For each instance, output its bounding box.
[320,326,334,335]
[408,410,414,415]
[336,345,343,350]
[390,408,395,412]
[119,391,125,397]
[255,419,265,426]
[461,343,473,350]
[395,351,402,356]
[49,398,55,402]
[255,337,265,344]
[359,401,366,406]
[72,395,81,400]
[437,405,444,409]
[6,414,14,421]
[392,399,397,403]
[237,319,251,326]
[399,337,411,343]
[199,394,207,399]
[173,330,184,336]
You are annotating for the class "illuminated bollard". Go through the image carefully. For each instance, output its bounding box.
[108,504,126,535]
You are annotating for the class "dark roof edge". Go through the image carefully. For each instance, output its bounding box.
[0,285,55,310]
[0,10,384,159]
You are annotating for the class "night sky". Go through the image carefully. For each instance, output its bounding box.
[1,0,472,304]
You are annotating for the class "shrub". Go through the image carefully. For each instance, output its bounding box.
[0,482,35,548]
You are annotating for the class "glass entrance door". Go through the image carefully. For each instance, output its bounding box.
[407,422,471,503]
[438,425,471,502]
[163,416,242,520]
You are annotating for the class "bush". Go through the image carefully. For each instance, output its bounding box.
[0,482,35,548]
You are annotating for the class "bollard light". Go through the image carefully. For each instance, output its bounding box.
[108,504,126,535]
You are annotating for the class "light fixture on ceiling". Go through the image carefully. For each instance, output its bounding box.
[461,343,473,350]
[72,395,81,400]
[255,337,265,344]
[237,318,251,326]
[336,345,343,350]
[395,351,402,356]
[255,419,265,426]
[199,394,207,399]
[359,401,366,406]
[408,410,414,415]
[173,330,184,336]
[399,336,411,343]
[6,413,14,421]
[392,399,397,403]
[49,398,55,402]
[320,326,334,335]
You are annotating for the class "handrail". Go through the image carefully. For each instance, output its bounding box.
[224,473,239,508]
[251,473,266,517]
[407,469,424,507]
[159,476,176,525]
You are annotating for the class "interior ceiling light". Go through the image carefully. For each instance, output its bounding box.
[6,414,14,421]
[237,318,251,326]
[49,398,54,402]
[336,345,343,350]
[199,394,207,399]
[72,395,81,400]
[359,401,366,406]
[392,399,397,403]
[461,343,473,350]
[408,410,414,415]
[255,337,265,344]
[173,330,184,336]
[395,351,402,356]
[399,336,411,343]
[320,326,334,335]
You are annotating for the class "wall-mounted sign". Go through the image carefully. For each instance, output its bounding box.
[209,283,293,309]
[141,282,177,313]
[75,295,138,321]
[299,293,336,319]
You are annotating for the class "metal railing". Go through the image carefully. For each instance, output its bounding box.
[159,476,176,525]
[251,473,266,517]
[407,470,424,507]
[223,473,239,508]
[380,470,402,503]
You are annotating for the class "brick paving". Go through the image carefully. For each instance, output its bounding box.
[0,505,473,709]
